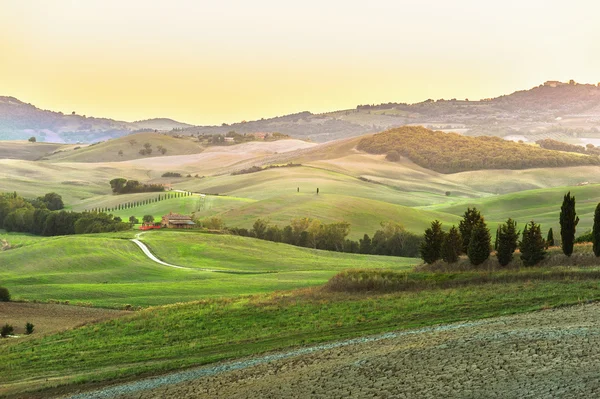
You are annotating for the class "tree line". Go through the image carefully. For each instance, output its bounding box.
[536,138,600,156]
[420,191,589,267]
[87,191,193,213]
[109,178,165,194]
[224,218,421,257]
[0,192,129,236]
[357,126,600,173]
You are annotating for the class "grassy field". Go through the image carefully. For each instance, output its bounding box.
[0,141,79,161]
[0,231,417,308]
[427,184,600,236]
[108,194,256,221]
[1,274,599,397]
[193,193,462,238]
[45,132,205,163]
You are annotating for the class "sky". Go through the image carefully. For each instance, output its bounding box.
[1,0,600,125]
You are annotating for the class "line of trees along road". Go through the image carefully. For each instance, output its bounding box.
[420,191,592,267]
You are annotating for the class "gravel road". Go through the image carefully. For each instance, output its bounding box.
[60,302,600,399]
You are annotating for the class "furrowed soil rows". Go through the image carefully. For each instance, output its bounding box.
[63,302,600,399]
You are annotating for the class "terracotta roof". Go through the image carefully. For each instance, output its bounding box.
[163,212,192,220]
[169,220,196,225]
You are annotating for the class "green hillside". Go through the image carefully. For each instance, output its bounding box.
[0,231,417,307]
[427,184,600,235]
[211,193,461,238]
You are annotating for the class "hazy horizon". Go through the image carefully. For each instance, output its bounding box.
[2,0,599,125]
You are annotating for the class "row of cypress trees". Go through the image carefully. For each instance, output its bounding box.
[420,191,585,267]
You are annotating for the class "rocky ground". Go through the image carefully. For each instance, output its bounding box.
[66,303,600,399]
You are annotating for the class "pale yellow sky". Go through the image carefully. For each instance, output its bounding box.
[1,0,600,125]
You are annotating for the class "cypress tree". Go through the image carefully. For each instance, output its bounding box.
[593,204,600,257]
[520,221,546,266]
[359,234,372,254]
[494,226,500,250]
[496,218,520,267]
[441,225,461,263]
[459,208,483,254]
[560,191,579,257]
[546,228,554,247]
[420,220,445,264]
[467,220,491,266]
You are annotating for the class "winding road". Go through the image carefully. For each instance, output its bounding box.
[130,233,263,274]
[131,234,191,270]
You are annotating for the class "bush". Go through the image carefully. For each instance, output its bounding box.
[0,287,10,302]
[1,324,14,338]
[385,150,400,162]
[25,322,34,335]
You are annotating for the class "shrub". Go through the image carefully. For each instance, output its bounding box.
[0,287,10,302]
[1,324,14,338]
[385,150,400,162]
[25,322,34,335]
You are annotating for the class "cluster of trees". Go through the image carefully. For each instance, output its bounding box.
[226,218,421,256]
[231,163,302,176]
[196,131,291,146]
[420,192,588,267]
[109,178,165,194]
[161,172,182,178]
[536,138,600,156]
[88,191,193,213]
[357,126,600,173]
[133,142,168,156]
[0,192,129,235]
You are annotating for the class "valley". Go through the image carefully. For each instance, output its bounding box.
[3,126,600,398]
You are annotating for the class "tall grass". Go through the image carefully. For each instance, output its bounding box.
[324,267,600,293]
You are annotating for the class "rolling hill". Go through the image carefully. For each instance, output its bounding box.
[0,96,192,143]
[5,80,600,144]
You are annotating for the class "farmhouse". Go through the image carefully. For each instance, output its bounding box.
[161,212,196,229]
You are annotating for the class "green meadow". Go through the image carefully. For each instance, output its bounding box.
[2,276,599,396]
[0,231,417,308]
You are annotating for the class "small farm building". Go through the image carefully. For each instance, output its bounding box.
[161,212,196,229]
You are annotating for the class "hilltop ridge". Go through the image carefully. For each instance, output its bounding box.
[3,80,600,143]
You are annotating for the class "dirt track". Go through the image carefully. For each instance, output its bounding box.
[100,303,600,399]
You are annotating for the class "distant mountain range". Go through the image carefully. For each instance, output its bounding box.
[3,80,600,143]
[0,97,192,143]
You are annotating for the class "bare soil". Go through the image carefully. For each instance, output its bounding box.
[0,302,128,336]
[111,303,600,399]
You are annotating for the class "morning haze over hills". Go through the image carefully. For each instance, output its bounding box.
[5,1,600,398]
[3,79,600,144]
[5,79,600,397]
